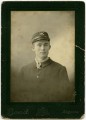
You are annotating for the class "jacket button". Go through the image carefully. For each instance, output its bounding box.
[37,75,39,78]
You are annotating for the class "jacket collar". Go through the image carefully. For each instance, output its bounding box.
[32,58,52,69]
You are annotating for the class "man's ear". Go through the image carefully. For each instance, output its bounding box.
[32,44,35,51]
[49,45,51,49]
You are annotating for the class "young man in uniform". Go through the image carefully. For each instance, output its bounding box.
[15,31,73,102]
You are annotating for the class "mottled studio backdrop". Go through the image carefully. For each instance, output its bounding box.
[11,11,75,96]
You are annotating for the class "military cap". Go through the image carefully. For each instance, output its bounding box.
[31,31,50,43]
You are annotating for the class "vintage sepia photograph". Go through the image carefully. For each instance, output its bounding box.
[11,11,75,102]
[1,1,85,119]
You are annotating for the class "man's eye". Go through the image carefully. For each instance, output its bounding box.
[37,44,41,46]
[44,44,48,46]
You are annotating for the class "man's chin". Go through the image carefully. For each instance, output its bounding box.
[39,55,47,59]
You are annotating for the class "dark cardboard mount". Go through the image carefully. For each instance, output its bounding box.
[1,1,85,119]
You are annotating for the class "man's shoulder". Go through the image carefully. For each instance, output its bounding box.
[21,61,35,71]
[21,59,66,71]
[51,59,66,70]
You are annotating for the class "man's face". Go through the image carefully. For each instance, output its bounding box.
[32,40,51,60]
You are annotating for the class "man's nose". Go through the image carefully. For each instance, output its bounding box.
[41,45,45,50]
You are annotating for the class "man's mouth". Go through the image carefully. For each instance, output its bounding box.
[40,52,46,53]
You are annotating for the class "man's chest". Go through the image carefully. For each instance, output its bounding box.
[23,66,59,83]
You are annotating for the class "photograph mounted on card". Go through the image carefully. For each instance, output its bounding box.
[1,1,85,119]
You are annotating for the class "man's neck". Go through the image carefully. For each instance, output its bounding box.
[35,57,49,63]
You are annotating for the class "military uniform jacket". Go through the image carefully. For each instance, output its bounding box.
[14,58,72,102]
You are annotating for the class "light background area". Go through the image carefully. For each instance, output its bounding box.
[11,11,75,83]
